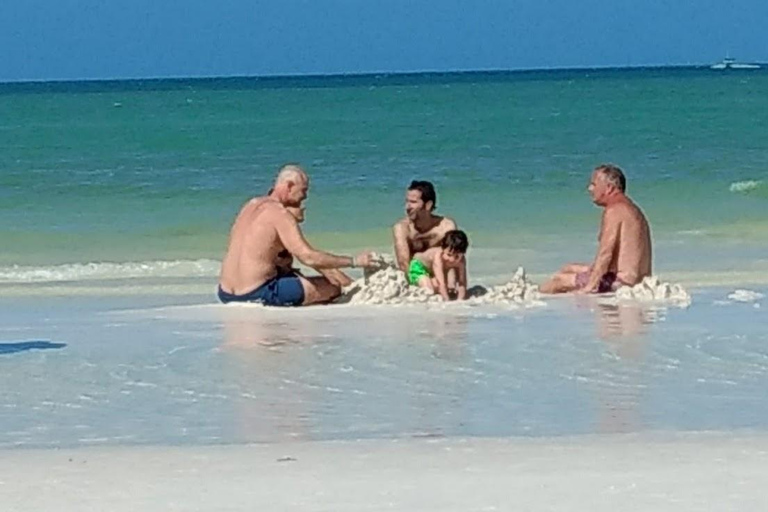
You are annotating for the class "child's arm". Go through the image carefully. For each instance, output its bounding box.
[433,253,451,301]
[456,260,468,300]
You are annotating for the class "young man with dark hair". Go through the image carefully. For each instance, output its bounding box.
[392,180,458,273]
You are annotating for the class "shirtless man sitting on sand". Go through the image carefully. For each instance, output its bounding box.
[218,164,373,306]
[392,180,457,273]
[540,164,652,294]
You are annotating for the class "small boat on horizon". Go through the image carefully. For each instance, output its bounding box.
[710,57,761,70]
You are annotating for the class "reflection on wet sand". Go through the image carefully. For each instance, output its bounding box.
[592,300,664,434]
[221,312,320,443]
[218,308,472,443]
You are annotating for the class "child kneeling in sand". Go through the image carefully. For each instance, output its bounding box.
[408,229,469,301]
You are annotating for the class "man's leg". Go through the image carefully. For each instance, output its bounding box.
[539,270,583,294]
[319,269,353,288]
[539,262,590,294]
[299,275,342,305]
[559,263,591,274]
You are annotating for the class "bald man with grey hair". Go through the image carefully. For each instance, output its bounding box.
[219,164,374,306]
[540,164,652,294]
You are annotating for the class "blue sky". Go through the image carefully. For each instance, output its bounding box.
[1,0,766,81]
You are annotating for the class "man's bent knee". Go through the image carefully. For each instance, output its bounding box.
[541,271,579,294]
[300,276,341,305]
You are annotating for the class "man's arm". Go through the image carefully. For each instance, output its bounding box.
[393,221,411,272]
[275,210,363,269]
[584,210,621,292]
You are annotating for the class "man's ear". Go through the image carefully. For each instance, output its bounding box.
[425,200,435,212]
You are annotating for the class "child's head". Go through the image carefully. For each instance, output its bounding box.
[440,230,469,264]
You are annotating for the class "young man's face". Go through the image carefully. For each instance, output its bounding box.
[441,249,464,266]
[405,189,432,220]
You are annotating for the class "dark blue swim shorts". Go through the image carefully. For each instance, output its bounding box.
[218,273,305,307]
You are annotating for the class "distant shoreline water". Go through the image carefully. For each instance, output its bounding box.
[2,64,766,92]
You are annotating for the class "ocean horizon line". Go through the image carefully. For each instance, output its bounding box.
[2,63,762,93]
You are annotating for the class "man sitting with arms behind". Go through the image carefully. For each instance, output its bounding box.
[392,180,457,273]
[218,164,373,306]
[540,164,652,294]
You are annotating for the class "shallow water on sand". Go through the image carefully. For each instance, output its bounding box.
[1,289,766,449]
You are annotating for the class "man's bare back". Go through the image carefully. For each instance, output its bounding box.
[219,197,292,295]
[601,199,652,286]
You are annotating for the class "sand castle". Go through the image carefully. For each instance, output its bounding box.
[337,254,542,307]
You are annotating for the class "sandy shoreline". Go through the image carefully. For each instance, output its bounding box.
[2,434,768,511]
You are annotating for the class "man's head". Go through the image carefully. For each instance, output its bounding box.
[440,229,469,265]
[588,164,626,206]
[405,180,437,221]
[272,164,309,207]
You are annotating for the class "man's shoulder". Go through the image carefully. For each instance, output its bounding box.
[442,216,457,227]
[243,198,290,223]
[393,217,410,232]
[612,197,643,212]
[606,198,647,222]
[259,198,289,213]
[436,215,457,231]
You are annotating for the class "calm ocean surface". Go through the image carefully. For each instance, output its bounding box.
[1,68,766,287]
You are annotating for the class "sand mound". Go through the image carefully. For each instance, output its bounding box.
[615,276,692,307]
[337,254,542,307]
[467,267,543,306]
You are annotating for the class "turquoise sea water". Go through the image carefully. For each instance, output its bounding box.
[1,68,767,289]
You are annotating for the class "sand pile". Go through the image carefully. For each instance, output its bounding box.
[342,267,440,305]
[337,255,542,307]
[467,267,543,306]
[615,276,692,307]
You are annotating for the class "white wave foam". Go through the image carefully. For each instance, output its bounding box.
[729,180,763,193]
[0,259,221,283]
[727,290,764,303]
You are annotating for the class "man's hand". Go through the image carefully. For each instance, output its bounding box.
[353,251,376,268]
